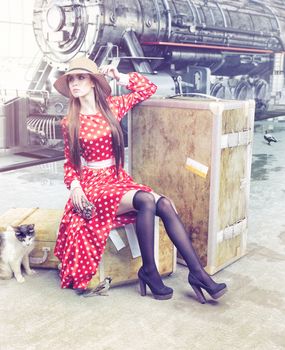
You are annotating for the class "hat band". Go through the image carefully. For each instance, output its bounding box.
[67,67,95,74]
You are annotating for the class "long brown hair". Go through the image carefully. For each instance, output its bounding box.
[66,76,124,176]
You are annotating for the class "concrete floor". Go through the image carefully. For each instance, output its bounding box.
[0,118,285,350]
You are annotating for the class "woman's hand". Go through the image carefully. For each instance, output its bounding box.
[100,65,121,81]
[70,187,88,211]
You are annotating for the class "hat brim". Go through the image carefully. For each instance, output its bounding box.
[53,69,112,98]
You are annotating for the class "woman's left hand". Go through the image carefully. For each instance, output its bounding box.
[100,65,121,81]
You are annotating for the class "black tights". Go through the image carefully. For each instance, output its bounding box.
[132,191,165,289]
[133,191,214,287]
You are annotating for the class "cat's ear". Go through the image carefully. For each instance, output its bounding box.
[29,224,35,229]
[7,225,21,235]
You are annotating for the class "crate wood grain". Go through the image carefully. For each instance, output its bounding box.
[129,97,255,274]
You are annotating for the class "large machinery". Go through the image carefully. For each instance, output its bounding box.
[31,0,285,118]
[2,0,285,159]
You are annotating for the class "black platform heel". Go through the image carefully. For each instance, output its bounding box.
[188,273,227,304]
[138,267,173,300]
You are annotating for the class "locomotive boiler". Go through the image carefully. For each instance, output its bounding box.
[3,0,285,159]
[31,0,285,119]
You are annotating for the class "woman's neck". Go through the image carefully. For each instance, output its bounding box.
[79,92,98,115]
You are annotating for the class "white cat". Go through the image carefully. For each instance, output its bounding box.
[0,224,36,283]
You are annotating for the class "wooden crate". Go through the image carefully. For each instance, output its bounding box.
[0,208,176,287]
[129,97,255,274]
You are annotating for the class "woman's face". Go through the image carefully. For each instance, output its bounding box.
[67,73,95,98]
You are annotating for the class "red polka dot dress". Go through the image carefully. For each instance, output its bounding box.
[54,73,157,289]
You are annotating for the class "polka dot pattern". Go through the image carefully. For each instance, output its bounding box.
[54,73,157,289]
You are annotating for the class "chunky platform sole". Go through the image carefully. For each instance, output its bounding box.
[188,273,227,304]
[139,277,173,300]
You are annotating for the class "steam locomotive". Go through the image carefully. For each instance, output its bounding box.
[4,0,285,156]
[31,0,285,119]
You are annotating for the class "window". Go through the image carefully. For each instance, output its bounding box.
[0,1,39,90]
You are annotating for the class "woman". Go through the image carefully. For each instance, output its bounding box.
[53,57,227,303]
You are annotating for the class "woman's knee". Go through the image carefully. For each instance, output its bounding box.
[133,190,156,211]
[156,196,175,217]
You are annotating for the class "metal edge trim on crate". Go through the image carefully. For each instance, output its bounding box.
[206,105,223,274]
[139,98,251,111]
[241,101,255,255]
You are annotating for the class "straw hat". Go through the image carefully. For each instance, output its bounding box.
[53,57,111,97]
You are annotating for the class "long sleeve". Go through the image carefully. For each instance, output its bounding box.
[108,72,157,122]
[61,119,80,190]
